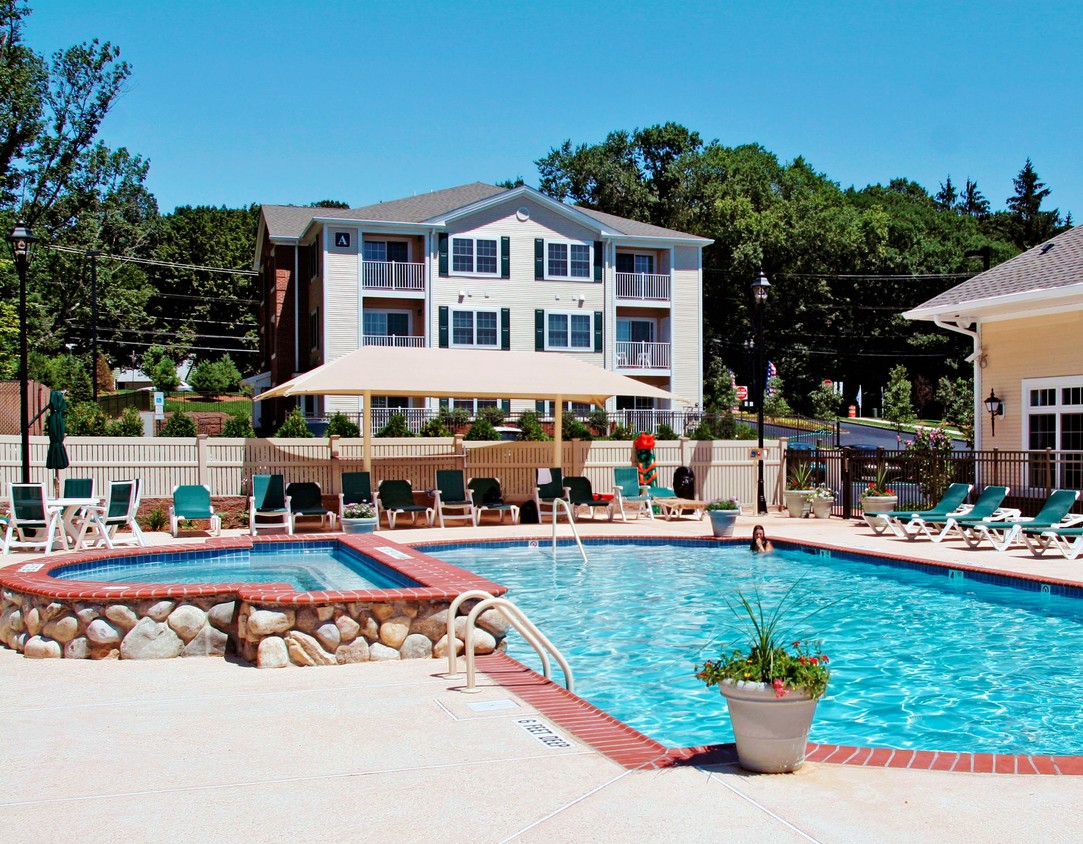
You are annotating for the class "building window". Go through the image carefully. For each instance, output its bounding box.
[450,397,501,414]
[451,309,499,348]
[363,311,410,337]
[616,253,654,274]
[363,240,409,263]
[452,237,498,275]
[546,312,593,350]
[546,241,591,279]
[309,308,320,350]
[1024,376,1083,490]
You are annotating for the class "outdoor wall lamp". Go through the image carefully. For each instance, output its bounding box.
[6,220,38,483]
[984,389,1004,437]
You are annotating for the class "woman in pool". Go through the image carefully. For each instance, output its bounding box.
[749,524,773,553]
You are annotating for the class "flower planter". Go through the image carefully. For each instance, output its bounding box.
[341,517,378,534]
[784,490,813,518]
[707,509,738,537]
[718,680,819,773]
[810,499,832,519]
[860,495,898,516]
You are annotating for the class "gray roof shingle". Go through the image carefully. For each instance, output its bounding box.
[261,182,708,242]
[909,225,1083,315]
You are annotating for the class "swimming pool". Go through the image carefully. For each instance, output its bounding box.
[50,542,415,591]
[425,539,1083,756]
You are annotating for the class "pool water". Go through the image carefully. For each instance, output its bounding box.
[427,540,1083,756]
[52,543,416,592]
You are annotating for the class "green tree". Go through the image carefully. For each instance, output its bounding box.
[141,345,179,391]
[516,410,550,441]
[221,412,255,438]
[476,405,505,426]
[187,358,230,397]
[463,418,499,440]
[160,410,197,437]
[275,407,314,437]
[561,415,592,440]
[934,176,958,211]
[418,417,451,437]
[958,178,989,217]
[882,364,916,430]
[376,413,414,438]
[325,411,360,438]
[66,400,107,435]
[808,382,841,420]
[762,376,792,417]
[107,405,144,437]
[1005,158,1063,249]
[703,358,737,413]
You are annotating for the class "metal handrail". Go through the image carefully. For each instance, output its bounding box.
[551,497,587,563]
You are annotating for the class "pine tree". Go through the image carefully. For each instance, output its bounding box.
[958,179,989,217]
[934,176,958,211]
[1006,158,1060,248]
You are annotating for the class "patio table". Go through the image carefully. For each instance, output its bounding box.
[46,496,102,550]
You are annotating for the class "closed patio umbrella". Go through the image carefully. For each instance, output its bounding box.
[45,390,69,496]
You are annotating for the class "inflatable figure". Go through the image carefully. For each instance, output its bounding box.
[634,432,658,487]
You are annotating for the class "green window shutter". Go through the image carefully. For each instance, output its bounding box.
[594,311,603,353]
[535,400,545,414]
[500,236,510,279]
[534,238,544,279]
[593,241,603,282]
[534,309,544,351]
[501,307,511,350]
[502,399,510,414]
[438,233,449,277]
[438,306,449,348]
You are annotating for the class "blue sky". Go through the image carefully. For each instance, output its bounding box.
[27,1,1082,219]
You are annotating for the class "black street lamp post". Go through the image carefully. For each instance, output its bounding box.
[7,221,38,484]
[751,270,770,515]
[87,249,100,402]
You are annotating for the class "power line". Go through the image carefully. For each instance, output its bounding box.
[46,243,257,276]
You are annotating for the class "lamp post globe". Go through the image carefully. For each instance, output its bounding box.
[7,221,38,484]
[751,270,770,515]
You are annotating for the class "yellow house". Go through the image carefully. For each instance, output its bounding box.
[905,226,1083,463]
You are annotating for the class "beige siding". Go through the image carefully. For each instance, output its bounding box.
[669,245,703,406]
[322,224,360,416]
[980,311,1083,448]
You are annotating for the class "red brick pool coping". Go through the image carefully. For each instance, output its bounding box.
[425,535,1083,776]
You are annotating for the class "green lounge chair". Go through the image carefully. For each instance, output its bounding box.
[467,477,519,524]
[286,482,336,532]
[564,476,612,521]
[337,471,373,523]
[534,468,570,522]
[934,486,1015,544]
[62,477,96,499]
[378,479,430,529]
[1023,524,1083,559]
[169,484,221,537]
[2,482,65,555]
[960,489,1080,551]
[249,474,292,535]
[611,466,653,521]
[77,479,146,549]
[431,470,476,528]
[865,482,973,538]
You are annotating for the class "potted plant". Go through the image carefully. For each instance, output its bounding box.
[784,460,816,518]
[341,501,378,534]
[705,498,740,537]
[859,464,897,516]
[808,485,834,519]
[696,585,831,773]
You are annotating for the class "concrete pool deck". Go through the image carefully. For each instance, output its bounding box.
[3,514,1083,841]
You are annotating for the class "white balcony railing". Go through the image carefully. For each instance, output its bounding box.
[615,272,671,301]
[615,341,671,370]
[362,334,426,348]
[362,260,426,291]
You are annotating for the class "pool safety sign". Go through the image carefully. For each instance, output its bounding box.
[515,717,573,749]
[153,391,165,420]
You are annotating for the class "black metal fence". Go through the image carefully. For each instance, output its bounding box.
[785,445,1083,520]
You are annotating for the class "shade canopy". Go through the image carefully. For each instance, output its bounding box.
[255,346,688,471]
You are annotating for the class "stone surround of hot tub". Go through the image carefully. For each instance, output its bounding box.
[0,534,508,667]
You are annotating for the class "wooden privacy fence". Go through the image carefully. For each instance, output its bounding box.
[0,435,784,506]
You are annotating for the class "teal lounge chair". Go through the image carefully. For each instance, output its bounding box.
[931,486,1014,544]
[534,468,570,522]
[564,476,612,521]
[287,482,336,532]
[249,474,292,535]
[961,489,1081,551]
[169,484,221,537]
[468,477,519,524]
[337,471,373,523]
[378,479,430,529]
[431,470,476,528]
[2,482,65,555]
[866,482,973,538]
[611,466,653,521]
[1023,524,1083,559]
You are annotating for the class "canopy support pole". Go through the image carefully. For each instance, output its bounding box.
[553,395,563,469]
[362,392,373,473]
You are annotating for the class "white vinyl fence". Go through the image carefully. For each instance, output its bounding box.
[0,435,784,506]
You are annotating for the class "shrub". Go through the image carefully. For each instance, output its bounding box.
[140,508,169,532]
[809,381,841,420]
[689,420,715,440]
[95,352,115,393]
[326,411,360,438]
[222,413,255,438]
[142,346,180,392]
[516,410,550,441]
[67,401,108,436]
[160,411,198,437]
[275,407,315,437]
[418,417,452,437]
[561,415,592,441]
[610,422,634,441]
[588,408,610,435]
[464,418,499,440]
[107,406,145,437]
[376,413,415,438]
[437,406,471,430]
[655,423,678,440]
[476,406,505,426]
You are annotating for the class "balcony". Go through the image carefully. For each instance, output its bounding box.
[615,272,671,302]
[615,341,671,371]
[362,260,426,293]
[362,334,426,348]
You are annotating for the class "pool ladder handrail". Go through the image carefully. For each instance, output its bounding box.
[551,497,587,563]
[446,590,575,694]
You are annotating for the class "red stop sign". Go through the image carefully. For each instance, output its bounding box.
[735,385,749,401]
